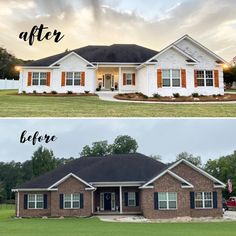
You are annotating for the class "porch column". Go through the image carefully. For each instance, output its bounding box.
[119,186,123,214]
[118,67,122,92]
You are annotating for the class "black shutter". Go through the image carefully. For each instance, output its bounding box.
[124,192,128,206]
[135,192,139,206]
[44,194,48,209]
[80,193,84,209]
[24,194,28,209]
[154,192,158,210]
[190,192,195,209]
[213,192,218,209]
[59,194,64,209]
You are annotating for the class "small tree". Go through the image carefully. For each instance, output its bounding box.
[149,154,162,161]
[176,152,202,167]
[32,146,56,177]
[80,141,111,157]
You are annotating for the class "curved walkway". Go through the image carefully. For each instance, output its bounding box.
[96,92,236,104]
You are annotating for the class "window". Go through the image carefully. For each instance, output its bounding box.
[66,72,82,86]
[64,193,80,209]
[32,72,47,86]
[195,192,213,209]
[162,69,181,87]
[128,192,136,206]
[126,73,132,85]
[197,70,214,87]
[28,194,44,209]
[158,192,177,210]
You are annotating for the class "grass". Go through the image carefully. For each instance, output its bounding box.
[0,205,236,236]
[0,90,236,117]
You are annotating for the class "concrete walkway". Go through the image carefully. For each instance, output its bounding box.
[96,92,236,104]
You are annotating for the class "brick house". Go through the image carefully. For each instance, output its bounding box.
[12,153,225,219]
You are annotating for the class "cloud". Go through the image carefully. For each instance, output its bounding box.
[0,0,235,60]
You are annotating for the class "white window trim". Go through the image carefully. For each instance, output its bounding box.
[158,192,177,210]
[125,73,133,86]
[195,192,213,209]
[128,192,136,207]
[63,193,80,209]
[162,69,181,88]
[66,72,82,86]
[28,194,44,209]
[32,72,47,86]
[197,70,214,87]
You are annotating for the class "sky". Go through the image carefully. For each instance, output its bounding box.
[0,119,235,164]
[0,0,235,61]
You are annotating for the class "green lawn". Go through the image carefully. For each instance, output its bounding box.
[0,90,236,117]
[0,205,236,236]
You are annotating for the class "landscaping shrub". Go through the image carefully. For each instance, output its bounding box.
[22,91,26,94]
[173,93,180,98]
[85,91,90,94]
[192,93,199,98]
[51,91,58,95]
[67,91,73,95]
[111,88,115,92]
[153,93,161,99]
[33,90,37,94]
[96,88,101,92]
[43,91,47,94]
[142,94,148,99]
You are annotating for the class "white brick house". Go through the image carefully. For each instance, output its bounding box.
[18,35,227,97]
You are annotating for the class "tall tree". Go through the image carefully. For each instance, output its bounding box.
[80,141,111,157]
[111,135,138,154]
[32,146,56,177]
[204,151,236,198]
[176,152,202,167]
[224,65,236,84]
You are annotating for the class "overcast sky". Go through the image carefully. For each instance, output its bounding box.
[0,0,235,61]
[0,119,235,164]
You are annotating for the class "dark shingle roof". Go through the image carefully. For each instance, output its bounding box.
[25,44,158,66]
[18,153,167,189]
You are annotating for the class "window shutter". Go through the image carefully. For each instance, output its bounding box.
[157,69,162,88]
[123,74,126,86]
[132,73,136,86]
[81,72,85,86]
[194,70,198,88]
[124,192,128,206]
[80,193,84,209]
[154,192,158,210]
[190,192,195,209]
[61,72,66,87]
[214,70,219,88]
[44,194,48,209]
[59,194,64,209]
[24,194,28,209]
[213,191,218,209]
[27,72,32,86]
[181,69,187,88]
[135,192,139,206]
[46,72,51,86]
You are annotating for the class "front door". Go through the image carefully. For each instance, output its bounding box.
[104,193,112,211]
[104,74,112,90]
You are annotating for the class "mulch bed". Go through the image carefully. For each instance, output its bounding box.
[16,93,98,97]
[114,93,236,102]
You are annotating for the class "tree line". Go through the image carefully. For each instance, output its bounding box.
[0,135,235,202]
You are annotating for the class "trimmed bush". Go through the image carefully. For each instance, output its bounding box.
[51,91,58,95]
[67,91,73,94]
[153,93,161,99]
[192,93,199,98]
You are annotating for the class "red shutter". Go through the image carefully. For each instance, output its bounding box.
[181,69,187,88]
[46,72,51,86]
[132,73,136,86]
[123,73,126,86]
[214,70,219,88]
[61,72,65,86]
[81,72,85,86]
[27,72,32,86]
[194,70,198,88]
[157,69,162,88]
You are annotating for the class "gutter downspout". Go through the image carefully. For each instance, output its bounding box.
[17,191,20,217]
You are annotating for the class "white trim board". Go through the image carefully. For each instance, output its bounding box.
[140,170,194,189]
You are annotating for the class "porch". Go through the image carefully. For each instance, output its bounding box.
[95,66,137,92]
[92,186,141,215]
